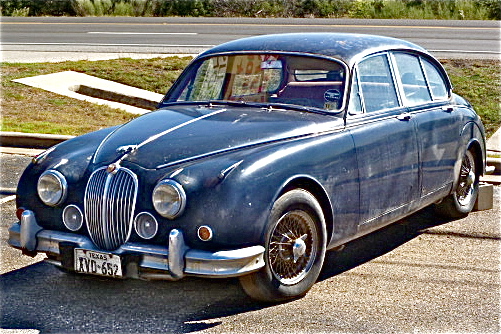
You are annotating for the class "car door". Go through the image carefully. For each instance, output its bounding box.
[347,53,420,231]
[392,52,461,201]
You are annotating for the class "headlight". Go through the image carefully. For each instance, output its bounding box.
[37,170,67,206]
[152,179,186,219]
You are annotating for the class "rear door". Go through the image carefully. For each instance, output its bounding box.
[347,53,420,230]
[391,52,460,201]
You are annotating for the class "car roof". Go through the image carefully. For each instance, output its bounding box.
[199,33,429,66]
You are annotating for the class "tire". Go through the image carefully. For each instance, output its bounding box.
[435,149,479,218]
[239,189,327,302]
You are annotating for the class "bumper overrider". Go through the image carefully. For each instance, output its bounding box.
[8,210,265,280]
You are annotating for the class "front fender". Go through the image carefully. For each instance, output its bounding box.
[171,131,359,250]
[16,127,119,229]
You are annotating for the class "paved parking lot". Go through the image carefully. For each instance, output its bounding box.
[1,152,499,333]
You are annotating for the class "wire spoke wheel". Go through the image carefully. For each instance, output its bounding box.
[455,151,476,207]
[434,149,479,218]
[268,210,318,285]
[239,189,326,302]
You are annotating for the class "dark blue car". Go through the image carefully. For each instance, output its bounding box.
[9,33,486,302]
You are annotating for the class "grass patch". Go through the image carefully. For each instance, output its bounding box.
[0,57,192,136]
[441,59,501,138]
[1,57,499,138]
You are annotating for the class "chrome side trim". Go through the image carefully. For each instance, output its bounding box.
[8,214,265,279]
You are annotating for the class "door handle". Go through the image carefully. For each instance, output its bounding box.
[442,106,454,112]
[397,113,412,121]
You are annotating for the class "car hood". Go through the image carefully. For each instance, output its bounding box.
[92,104,342,169]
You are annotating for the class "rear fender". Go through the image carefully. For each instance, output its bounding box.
[453,122,486,191]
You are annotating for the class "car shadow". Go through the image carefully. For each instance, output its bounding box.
[0,260,268,333]
[319,206,452,280]
[0,206,455,334]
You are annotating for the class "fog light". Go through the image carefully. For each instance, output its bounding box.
[197,225,213,242]
[62,205,83,231]
[16,207,25,221]
[134,212,158,240]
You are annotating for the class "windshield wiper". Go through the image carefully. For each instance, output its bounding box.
[207,100,264,108]
[265,103,331,114]
[160,100,261,109]
[161,100,332,114]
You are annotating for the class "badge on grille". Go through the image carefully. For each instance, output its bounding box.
[107,163,118,174]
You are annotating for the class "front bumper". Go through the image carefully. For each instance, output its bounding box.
[8,210,265,280]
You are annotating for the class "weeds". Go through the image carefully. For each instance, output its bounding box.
[1,0,500,20]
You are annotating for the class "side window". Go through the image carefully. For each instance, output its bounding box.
[422,59,449,100]
[393,53,432,106]
[358,54,399,113]
[348,69,362,114]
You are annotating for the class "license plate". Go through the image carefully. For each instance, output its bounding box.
[74,249,122,278]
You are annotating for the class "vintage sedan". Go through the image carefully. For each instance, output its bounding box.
[9,33,486,302]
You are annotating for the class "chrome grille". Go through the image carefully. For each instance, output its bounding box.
[84,167,138,250]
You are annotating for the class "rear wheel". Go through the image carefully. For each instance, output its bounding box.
[435,149,479,218]
[240,189,326,302]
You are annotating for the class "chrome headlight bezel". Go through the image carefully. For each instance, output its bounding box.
[152,179,186,219]
[37,170,68,207]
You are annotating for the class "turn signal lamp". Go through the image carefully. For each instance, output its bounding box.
[197,225,213,242]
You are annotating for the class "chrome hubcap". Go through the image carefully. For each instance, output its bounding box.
[466,170,475,186]
[293,234,308,263]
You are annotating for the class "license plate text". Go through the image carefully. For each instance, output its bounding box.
[74,249,122,278]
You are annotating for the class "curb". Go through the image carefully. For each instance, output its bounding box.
[0,132,74,149]
[1,131,500,186]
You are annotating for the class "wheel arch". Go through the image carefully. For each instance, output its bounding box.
[457,121,486,187]
[467,139,485,178]
[276,175,334,241]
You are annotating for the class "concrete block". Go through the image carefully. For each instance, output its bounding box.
[474,182,493,211]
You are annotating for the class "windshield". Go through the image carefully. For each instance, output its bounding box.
[166,54,346,112]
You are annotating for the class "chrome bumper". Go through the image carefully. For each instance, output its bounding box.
[8,210,265,280]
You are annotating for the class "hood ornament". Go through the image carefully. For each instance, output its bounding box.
[107,145,138,174]
[116,145,138,155]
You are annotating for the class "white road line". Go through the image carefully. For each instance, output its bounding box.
[0,195,16,205]
[2,43,497,55]
[2,42,214,47]
[430,49,501,54]
[87,32,198,35]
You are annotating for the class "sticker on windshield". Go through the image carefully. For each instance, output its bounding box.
[261,60,282,69]
[324,89,341,102]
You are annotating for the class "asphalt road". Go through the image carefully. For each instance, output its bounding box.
[0,152,499,334]
[1,17,500,60]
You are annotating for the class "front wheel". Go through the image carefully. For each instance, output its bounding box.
[240,189,326,302]
[435,149,479,218]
